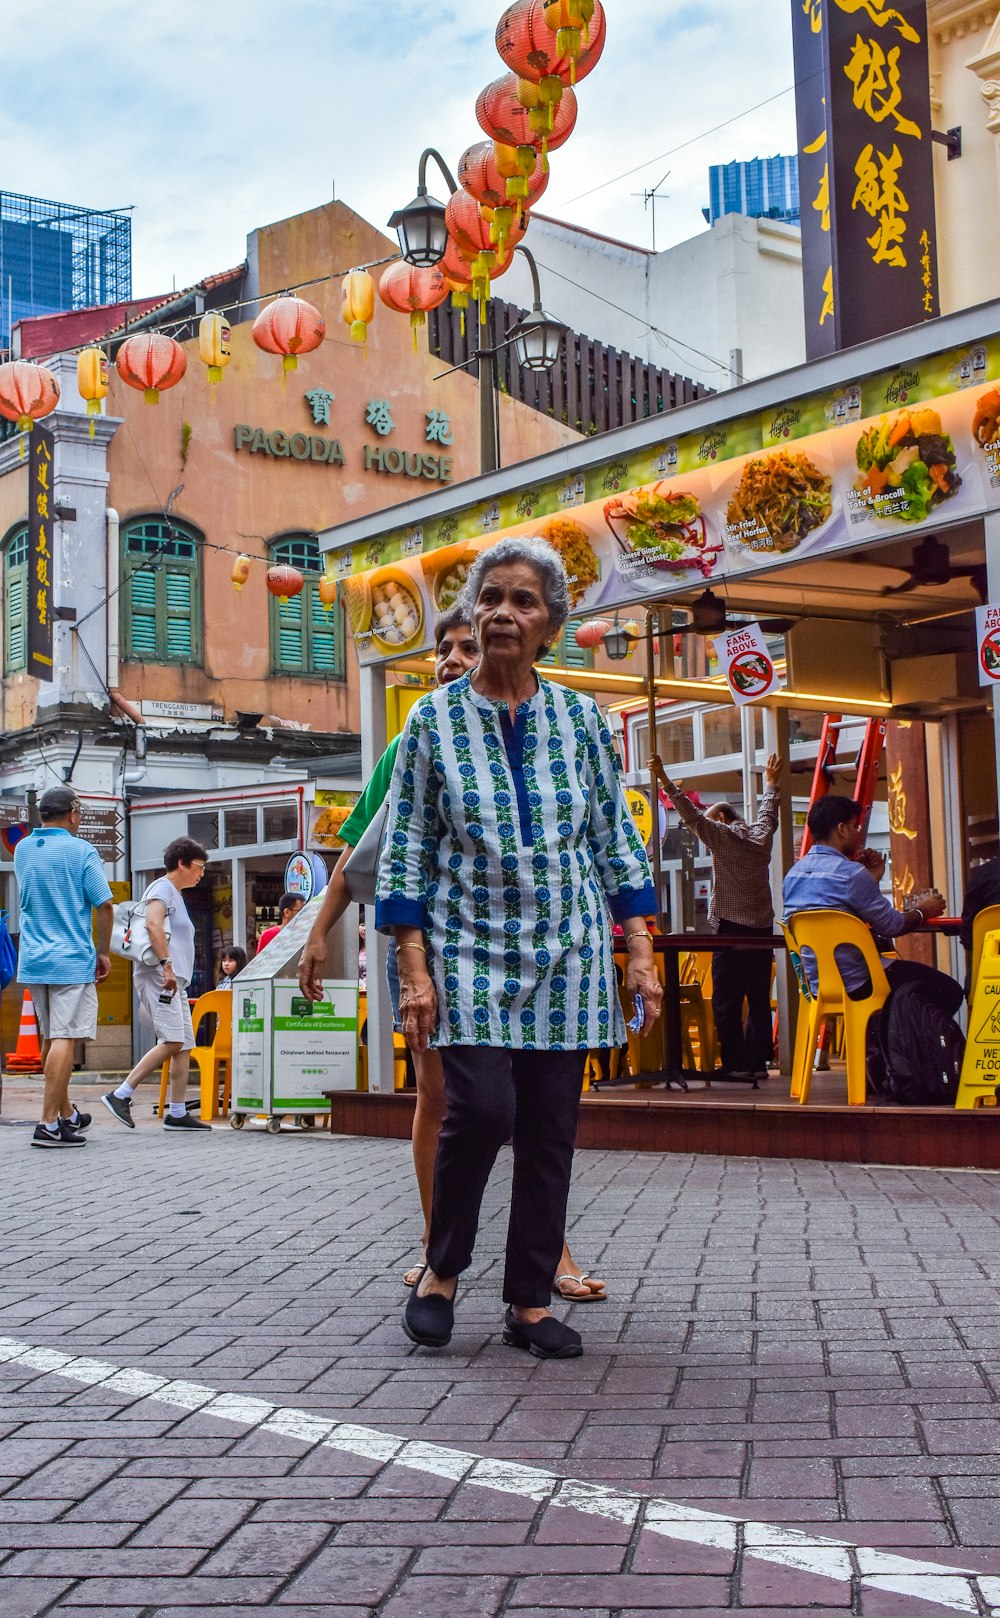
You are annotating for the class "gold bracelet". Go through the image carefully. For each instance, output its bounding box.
[623,929,651,945]
[397,941,427,955]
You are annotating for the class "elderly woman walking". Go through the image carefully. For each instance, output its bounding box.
[376,538,662,1359]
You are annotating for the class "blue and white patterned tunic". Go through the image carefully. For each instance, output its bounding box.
[375,671,656,1050]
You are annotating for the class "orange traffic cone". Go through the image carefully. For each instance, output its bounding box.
[6,990,44,1072]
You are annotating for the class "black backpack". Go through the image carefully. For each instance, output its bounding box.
[867,978,965,1105]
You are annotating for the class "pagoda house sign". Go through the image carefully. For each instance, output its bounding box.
[233,393,454,485]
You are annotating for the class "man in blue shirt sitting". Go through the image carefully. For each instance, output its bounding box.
[13,786,114,1148]
[782,794,950,999]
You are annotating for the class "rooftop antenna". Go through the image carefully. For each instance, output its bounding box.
[630,170,671,252]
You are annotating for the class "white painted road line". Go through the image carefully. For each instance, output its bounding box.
[0,1334,993,1615]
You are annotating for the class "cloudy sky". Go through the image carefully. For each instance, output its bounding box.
[5,1,797,298]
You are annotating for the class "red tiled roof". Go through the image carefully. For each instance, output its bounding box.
[16,298,169,358]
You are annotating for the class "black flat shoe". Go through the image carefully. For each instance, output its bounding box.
[402,1268,454,1348]
[502,1307,582,1359]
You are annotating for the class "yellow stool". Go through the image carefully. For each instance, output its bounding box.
[158,990,233,1120]
[784,909,890,1106]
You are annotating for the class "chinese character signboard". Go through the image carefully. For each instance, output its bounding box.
[792,0,835,356]
[792,0,938,357]
[27,423,55,680]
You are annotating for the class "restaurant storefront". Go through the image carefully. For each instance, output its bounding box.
[320,298,1000,1141]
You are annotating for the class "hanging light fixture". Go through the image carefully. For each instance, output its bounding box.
[388,148,459,267]
[507,246,568,371]
[603,614,638,661]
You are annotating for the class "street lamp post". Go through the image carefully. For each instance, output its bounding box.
[390,155,568,475]
[473,246,568,474]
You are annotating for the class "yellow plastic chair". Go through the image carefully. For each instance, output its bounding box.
[968,904,1000,1006]
[784,909,890,1106]
[780,919,815,1101]
[158,990,233,1120]
[678,950,717,1073]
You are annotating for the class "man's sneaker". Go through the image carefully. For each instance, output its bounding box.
[63,1108,92,1132]
[31,1121,86,1148]
[163,1112,212,1131]
[100,1092,135,1129]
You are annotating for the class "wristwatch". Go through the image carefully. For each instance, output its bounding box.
[159,956,172,967]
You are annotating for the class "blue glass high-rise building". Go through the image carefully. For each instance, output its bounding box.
[0,191,132,348]
[707,157,800,226]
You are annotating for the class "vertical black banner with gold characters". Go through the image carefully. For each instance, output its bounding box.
[27,424,55,681]
[791,0,836,359]
[792,0,938,356]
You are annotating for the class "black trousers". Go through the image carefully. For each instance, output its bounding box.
[427,1046,587,1307]
[712,920,775,1073]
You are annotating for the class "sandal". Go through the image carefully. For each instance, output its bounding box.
[402,1260,426,1288]
[553,1271,607,1301]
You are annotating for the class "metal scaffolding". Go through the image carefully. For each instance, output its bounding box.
[0,190,132,346]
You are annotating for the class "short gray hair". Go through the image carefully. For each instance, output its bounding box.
[459,538,571,641]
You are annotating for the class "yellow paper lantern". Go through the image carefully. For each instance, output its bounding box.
[341,270,376,345]
[198,311,232,385]
[231,554,252,591]
[77,347,109,436]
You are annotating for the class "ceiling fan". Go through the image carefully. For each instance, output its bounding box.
[853,535,987,601]
[671,589,794,637]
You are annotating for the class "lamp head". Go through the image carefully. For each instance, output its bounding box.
[387,189,449,268]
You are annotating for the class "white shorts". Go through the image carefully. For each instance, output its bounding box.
[135,973,194,1051]
[27,982,98,1042]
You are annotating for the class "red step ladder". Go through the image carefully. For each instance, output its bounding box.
[798,715,886,858]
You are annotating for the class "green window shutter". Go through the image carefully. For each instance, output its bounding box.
[308,582,340,675]
[164,567,193,659]
[276,591,305,672]
[560,623,593,671]
[5,569,26,672]
[128,567,159,659]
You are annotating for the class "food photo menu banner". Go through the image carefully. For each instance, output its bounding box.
[331,335,1000,668]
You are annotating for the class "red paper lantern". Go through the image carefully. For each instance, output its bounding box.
[575,619,610,649]
[444,195,521,321]
[252,296,326,373]
[497,0,606,90]
[116,334,187,404]
[476,72,577,166]
[459,139,549,242]
[378,261,449,347]
[266,565,305,604]
[0,361,60,432]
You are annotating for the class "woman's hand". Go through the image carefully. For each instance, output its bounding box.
[298,932,327,1002]
[398,965,438,1053]
[625,947,663,1036]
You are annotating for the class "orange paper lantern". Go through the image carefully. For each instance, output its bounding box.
[266,564,305,604]
[231,554,252,590]
[0,361,60,433]
[318,575,338,612]
[198,311,232,385]
[378,261,449,348]
[252,296,326,372]
[77,347,109,433]
[542,0,596,79]
[498,0,605,89]
[116,334,187,404]
[341,270,376,345]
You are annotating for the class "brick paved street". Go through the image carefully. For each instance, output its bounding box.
[2,1084,1000,1615]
